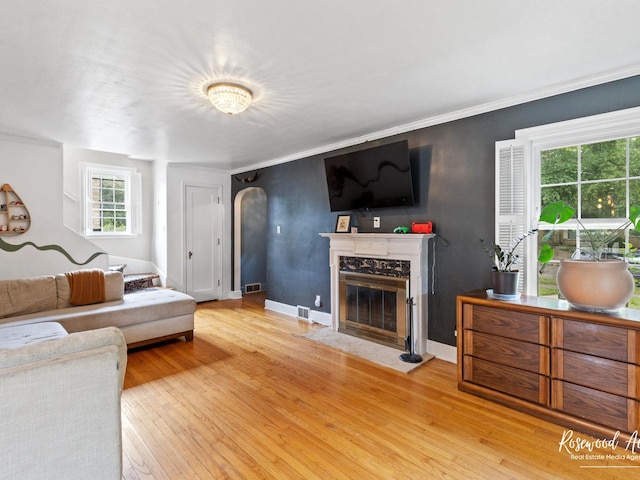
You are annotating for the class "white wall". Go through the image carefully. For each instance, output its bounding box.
[0,135,232,293]
[166,163,232,297]
[0,134,106,279]
[152,159,168,282]
[63,146,155,276]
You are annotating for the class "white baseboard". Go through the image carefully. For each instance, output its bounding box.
[265,299,295,316]
[264,299,331,326]
[427,340,457,364]
[227,290,243,299]
[309,310,331,326]
[265,299,456,363]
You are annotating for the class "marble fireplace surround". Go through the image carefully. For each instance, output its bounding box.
[320,233,435,355]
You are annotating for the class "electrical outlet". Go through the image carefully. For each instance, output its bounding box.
[373,217,380,228]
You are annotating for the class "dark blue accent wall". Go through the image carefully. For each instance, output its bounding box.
[232,75,640,347]
[240,187,267,291]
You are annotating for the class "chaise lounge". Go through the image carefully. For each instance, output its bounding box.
[0,269,196,348]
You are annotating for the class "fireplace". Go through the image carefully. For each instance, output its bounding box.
[320,233,434,355]
[339,272,408,349]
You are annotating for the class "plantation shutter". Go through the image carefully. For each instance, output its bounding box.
[495,139,531,293]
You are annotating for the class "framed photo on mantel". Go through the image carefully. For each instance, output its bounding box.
[335,215,351,233]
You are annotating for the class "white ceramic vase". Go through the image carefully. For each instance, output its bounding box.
[556,259,635,312]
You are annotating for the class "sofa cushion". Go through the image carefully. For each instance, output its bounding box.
[0,322,67,349]
[56,271,124,309]
[0,276,57,319]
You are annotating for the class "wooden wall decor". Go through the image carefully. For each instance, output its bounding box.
[0,183,31,235]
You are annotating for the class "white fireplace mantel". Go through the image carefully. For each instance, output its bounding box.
[319,233,435,355]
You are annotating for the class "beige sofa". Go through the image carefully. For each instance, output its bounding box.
[0,270,196,348]
[0,326,127,479]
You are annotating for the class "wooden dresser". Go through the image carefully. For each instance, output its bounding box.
[457,290,640,440]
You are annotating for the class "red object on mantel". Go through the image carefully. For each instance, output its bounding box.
[411,222,433,234]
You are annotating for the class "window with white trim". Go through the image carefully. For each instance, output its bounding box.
[81,163,141,237]
[538,138,640,300]
[496,106,640,303]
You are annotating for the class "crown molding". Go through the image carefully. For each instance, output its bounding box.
[230,64,640,175]
[0,131,61,148]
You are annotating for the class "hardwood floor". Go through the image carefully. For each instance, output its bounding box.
[121,295,639,479]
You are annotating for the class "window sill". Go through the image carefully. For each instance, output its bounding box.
[85,233,139,239]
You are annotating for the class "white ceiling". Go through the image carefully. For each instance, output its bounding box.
[1,0,640,172]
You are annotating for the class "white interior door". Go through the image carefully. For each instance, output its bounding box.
[185,185,222,302]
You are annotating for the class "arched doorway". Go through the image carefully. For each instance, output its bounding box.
[233,187,267,295]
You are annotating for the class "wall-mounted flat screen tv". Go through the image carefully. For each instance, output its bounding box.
[324,140,415,212]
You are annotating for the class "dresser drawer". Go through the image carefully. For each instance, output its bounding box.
[553,318,640,364]
[463,304,548,344]
[463,356,550,405]
[553,349,636,398]
[464,330,549,375]
[552,380,640,433]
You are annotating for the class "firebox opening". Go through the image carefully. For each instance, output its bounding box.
[338,272,408,350]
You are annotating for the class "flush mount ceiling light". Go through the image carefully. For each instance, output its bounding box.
[207,82,252,115]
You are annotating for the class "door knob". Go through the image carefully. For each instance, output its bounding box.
[188,251,193,259]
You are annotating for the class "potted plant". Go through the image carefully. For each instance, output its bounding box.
[480,229,538,296]
[538,200,640,311]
